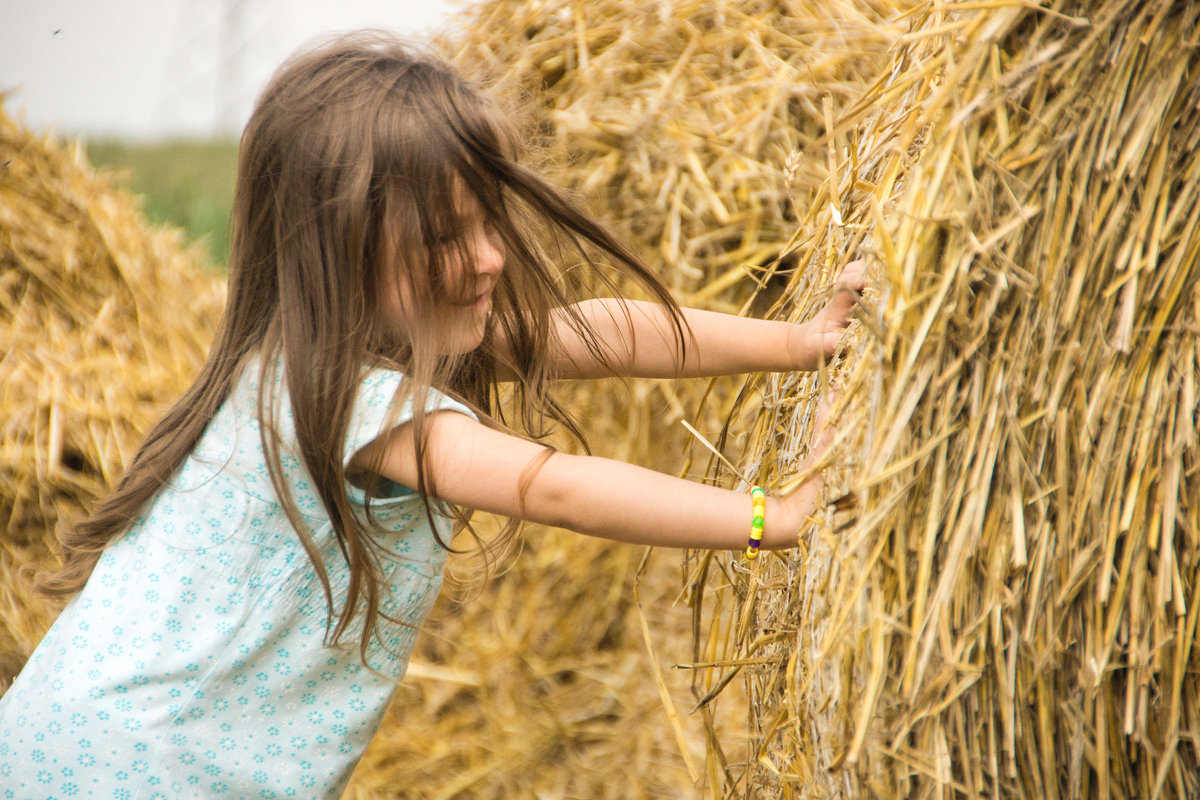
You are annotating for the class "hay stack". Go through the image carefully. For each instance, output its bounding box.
[0,104,224,683]
[707,1,1200,797]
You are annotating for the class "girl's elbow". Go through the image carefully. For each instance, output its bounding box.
[514,449,577,529]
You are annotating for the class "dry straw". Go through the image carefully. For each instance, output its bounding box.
[699,1,1200,798]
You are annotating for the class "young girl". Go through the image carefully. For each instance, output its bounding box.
[0,32,865,799]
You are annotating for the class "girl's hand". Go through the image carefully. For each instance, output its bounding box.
[787,260,867,370]
[768,390,838,544]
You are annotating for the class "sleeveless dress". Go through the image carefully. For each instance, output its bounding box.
[0,362,474,799]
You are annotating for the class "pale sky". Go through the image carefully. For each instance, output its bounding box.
[0,0,466,140]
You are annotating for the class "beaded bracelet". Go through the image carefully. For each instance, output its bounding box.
[744,486,767,559]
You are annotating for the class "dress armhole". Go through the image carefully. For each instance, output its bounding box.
[343,370,478,507]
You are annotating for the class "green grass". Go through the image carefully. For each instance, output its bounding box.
[86,138,238,266]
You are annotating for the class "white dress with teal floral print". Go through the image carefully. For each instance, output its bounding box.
[0,362,474,799]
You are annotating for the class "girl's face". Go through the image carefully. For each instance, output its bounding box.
[381,188,506,355]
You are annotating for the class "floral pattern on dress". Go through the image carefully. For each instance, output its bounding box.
[0,363,474,799]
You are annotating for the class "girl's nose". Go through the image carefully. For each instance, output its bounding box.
[475,228,505,277]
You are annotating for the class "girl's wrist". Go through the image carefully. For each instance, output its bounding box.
[764,488,809,549]
[785,320,816,371]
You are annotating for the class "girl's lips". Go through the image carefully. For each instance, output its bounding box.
[450,280,495,308]
[454,292,489,310]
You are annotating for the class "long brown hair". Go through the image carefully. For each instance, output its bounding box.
[44,32,686,660]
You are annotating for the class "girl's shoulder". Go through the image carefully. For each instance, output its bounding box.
[212,355,479,494]
[345,363,479,461]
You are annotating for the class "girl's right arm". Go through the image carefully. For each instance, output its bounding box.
[495,262,866,382]
[352,409,831,550]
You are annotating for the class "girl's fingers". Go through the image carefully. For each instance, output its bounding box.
[836,259,868,293]
[811,390,839,450]
[815,260,866,353]
[824,260,866,322]
[791,259,867,370]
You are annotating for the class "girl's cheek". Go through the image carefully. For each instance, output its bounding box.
[376,274,417,341]
[442,250,474,298]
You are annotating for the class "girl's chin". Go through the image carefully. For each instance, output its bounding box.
[436,320,488,355]
[438,339,484,356]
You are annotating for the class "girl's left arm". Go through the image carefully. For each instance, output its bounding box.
[500,261,866,380]
[353,403,833,551]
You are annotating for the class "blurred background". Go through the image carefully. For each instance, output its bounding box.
[1,0,463,263]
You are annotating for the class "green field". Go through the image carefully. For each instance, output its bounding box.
[86,138,238,266]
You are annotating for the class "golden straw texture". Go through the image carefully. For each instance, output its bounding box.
[701,2,1200,797]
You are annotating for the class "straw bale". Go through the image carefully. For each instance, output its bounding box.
[701,1,1200,797]
[0,103,224,684]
